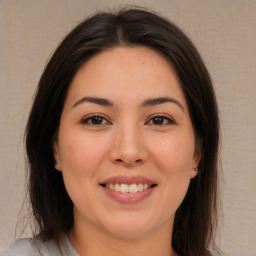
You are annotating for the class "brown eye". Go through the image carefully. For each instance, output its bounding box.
[152,116,165,125]
[147,115,175,125]
[91,116,104,124]
[81,115,110,125]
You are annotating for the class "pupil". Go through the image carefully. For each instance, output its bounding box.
[153,117,163,124]
[92,116,102,124]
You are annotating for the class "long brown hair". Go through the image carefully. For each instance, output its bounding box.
[25,8,220,256]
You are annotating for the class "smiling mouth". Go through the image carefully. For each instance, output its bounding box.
[101,183,157,193]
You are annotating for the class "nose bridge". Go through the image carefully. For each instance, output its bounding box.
[110,118,147,166]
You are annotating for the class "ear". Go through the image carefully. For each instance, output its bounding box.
[191,143,201,179]
[53,141,62,171]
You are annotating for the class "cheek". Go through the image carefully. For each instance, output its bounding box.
[58,135,109,208]
[149,134,195,209]
[152,134,195,174]
[59,134,108,176]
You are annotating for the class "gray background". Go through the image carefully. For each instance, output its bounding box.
[0,1,256,255]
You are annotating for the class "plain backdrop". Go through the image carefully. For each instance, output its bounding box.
[0,1,255,255]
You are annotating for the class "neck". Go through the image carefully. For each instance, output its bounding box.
[69,218,176,256]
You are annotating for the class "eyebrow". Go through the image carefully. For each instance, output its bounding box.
[72,96,184,112]
[72,97,114,108]
[140,97,184,112]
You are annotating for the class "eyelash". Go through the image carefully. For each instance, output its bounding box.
[145,114,175,126]
[80,114,111,125]
[80,114,175,126]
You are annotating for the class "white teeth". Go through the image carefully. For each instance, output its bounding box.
[106,183,152,193]
[120,184,129,193]
[114,184,120,192]
[137,183,144,192]
[129,184,138,193]
[143,184,149,190]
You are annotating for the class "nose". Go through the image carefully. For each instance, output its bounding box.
[109,124,148,167]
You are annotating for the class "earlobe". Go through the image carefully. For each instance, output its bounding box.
[191,148,201,179]
[190,168,198,179]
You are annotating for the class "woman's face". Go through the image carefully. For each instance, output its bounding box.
[54,47,199,239]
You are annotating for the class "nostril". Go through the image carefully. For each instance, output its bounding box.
[114,158,142,164]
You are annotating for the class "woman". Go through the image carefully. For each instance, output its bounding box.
[2,8,220,256]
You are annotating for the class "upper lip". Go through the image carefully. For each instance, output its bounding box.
[100,175,157,185]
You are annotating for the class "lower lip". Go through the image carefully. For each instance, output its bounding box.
[101,186,156,204]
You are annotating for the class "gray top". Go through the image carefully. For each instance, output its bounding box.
[1,237,214,256]
[1,235,79,256]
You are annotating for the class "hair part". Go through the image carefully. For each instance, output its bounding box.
[25,7,220,256]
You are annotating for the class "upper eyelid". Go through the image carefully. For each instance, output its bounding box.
[145,113,175,123]
[80,113,112,124]
[80,113,175,124]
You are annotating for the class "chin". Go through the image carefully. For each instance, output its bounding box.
[107,225,152,240]
[101,214,162,240]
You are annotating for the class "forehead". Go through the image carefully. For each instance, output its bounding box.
[65,46,187,109]
[76,46,174,79]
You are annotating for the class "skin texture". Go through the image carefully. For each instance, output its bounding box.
[54,47,200,256]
